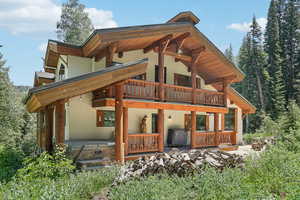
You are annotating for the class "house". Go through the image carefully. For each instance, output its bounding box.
[26,12,255,163]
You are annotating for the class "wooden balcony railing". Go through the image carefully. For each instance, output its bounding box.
[93,79,225,107]
[127,133,160,154]
[194,131,236,148]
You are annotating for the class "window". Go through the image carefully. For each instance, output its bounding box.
[174,73,201,88]
[152,113,158,133]
[184,114,208,131]
[132,73,146,80]
[96,110,115,127]
[224,108,236,131]
[58,64,65,80]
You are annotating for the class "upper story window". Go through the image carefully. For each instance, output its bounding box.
[58,64,65,81]
[174,73,201,89]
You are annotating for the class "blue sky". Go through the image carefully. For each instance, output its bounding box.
[0,0,270,86]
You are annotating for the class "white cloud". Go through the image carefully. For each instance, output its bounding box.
[38,42,47,53]
[0,0,117,35]
[227,18,267,32]
[85,8,118,29]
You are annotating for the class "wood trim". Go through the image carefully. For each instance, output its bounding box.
[205,115,209,131]
[45,106,54,152]
[93,99,229,113]
[220,113,225,132]
[158,43,165,101]
[96,110,104,127]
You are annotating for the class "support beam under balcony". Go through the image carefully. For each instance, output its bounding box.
[45,105,54,152]
[158,42,165,101]
[123,107,128,156]
[158,109,164,152]
[115,83,124,163]
[55,99,66,145]
[191,111,196,149]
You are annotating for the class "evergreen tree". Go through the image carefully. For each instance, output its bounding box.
[281,0,300,101]
[224,44,235,64]
[0,50,23,146]
[249,16,268,112]
[56,0,94,45]
[265,0,286,118]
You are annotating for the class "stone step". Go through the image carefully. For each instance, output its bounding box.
[77,158,111,169]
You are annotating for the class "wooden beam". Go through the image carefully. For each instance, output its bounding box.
[105,43,118,66]
[223,80,229,107]
[191,46,205,64]
[55,100,65,145]
[191,111,196,149]
[123,107,128,156]
[164,50,192,62]
[158,109,164,152]
[191,61,197,104]
[170,32,191,51]
[205,75,237,85]
[214,113,219,145]
[115,83,124,163]
[93,99,229,113]
[143,34,172,53]
[45,106,54,152]
[158,43,165,101]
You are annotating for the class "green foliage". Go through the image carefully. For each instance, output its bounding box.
[0,145,24,182]
[224,44,235,64]
[110,147,300,200]
[0,168,118,200]
[56,0,94,45]
[16,146,75,182]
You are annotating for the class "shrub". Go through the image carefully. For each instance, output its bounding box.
[0,145,24,182]
[0,167,118,200]
[16,146,75,182]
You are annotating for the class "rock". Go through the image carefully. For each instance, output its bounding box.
[113,149,244,185]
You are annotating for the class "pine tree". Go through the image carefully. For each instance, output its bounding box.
[56,0,94,45]
[249,16,268,112]
[224,44,235,64]
[281,0,300,101]
[265,0,286,118]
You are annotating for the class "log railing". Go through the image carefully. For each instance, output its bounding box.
[93,79,225,107]
[127,133,160,154]
[194,131,236,148]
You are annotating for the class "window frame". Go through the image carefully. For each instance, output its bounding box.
[96,110,115,127]
[174,73,201,88]
[224,108,237,131]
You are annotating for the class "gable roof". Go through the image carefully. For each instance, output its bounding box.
[26,59,148,112]
[44,14,244,84]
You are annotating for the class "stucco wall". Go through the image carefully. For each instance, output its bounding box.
[64,51,244,144]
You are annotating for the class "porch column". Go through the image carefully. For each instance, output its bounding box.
[191,111,196,149]
[231,108,238,145]
[191,61,197,104]
[115,83,124,163]
[106,45,117,97]
[158,109,164,152]
[214,113,219,146]
[158,42,165,101]
[123,107,128,156]
[223,80,229,107]
[45,105,54,152]
[55,99,65,145]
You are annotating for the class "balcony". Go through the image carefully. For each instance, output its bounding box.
[93,79,225,107]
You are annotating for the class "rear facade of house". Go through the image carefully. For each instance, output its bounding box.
[26,12,255,163]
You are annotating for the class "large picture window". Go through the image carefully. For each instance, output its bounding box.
[96,110,115,127]
[224,108,236,131]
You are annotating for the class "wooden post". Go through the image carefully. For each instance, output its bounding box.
[55,100,65,145]
[123,107,128,156]
[191,62,197,104]
[106,45,117,97]
[158,109,164,152]
[231,108,238,145]
[214,113,219,146]
[223,80,229,107]
[45,106,54,152]
[221,113,225,132]
[191,111,196,149]
[115,83,124,163]
[158,43,165,101]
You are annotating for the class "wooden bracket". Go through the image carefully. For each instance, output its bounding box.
[143,34,172,54]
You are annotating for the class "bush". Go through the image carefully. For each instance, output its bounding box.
[0,168,118,200]
[0,145,24,182]
[16,146,75,182]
